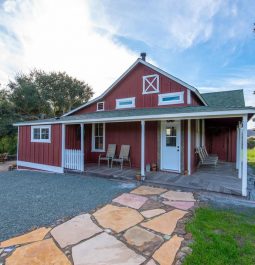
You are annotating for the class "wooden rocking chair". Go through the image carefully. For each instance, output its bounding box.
[111,145,131,170]
[196,147,218,167]
[98,144,116,167]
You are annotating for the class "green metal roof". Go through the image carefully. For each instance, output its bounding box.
[14,106,255,126]
[202,89,245,108]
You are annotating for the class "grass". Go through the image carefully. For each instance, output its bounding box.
[248,148,255,169]
[183,206,255,265]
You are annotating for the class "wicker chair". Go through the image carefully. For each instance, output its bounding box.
[98,144,116,167]
[111,145,131,170]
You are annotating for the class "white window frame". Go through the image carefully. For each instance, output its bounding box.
[158,91,184,106]
[142,74,159,94]
[116,97,135,109]
[97,101,105,111]
[92,123,105,152]
[31,125,51,143]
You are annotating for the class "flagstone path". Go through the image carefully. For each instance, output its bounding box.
[0,185,197,265]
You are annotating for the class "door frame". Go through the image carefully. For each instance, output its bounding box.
[160,120,181,173]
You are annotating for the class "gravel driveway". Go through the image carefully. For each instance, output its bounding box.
[0,170,135,241]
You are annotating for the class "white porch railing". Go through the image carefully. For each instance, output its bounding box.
[64,149,84,171]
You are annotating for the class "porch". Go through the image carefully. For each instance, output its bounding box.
[83,162,241,196]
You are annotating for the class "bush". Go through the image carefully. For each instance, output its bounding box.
[247,138,255,149]
[0,135,17,155]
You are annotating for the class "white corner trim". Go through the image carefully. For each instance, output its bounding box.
[31,125,51,143]
[116,97,135,109]
[17,161,64,173]
[187,90,191,104]
[187,120,191,175]
[158,92,184,106]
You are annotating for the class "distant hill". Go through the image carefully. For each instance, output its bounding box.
[248,129,255,138]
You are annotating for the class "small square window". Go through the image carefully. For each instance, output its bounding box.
[31,126,51,143]
[97,102,104,111]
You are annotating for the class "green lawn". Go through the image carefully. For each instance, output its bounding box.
[184,206,255,265]
[248,148,255,169]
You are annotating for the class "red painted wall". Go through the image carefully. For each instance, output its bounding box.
[18,124,62,167]
[66,121,158,168]
[72,63,203,115]
[205,119,239,162]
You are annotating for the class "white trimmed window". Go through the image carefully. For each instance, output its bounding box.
[97,101,104,111]
[143,74,159,94]
[31,125,51,143]
[92,123,105,152]
[116,97,135,109]
[158,92,184,106]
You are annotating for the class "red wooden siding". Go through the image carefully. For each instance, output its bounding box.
[72,63,203,115]
[205,118,239,162]
[18,124,62,167]
[66,121,158,168]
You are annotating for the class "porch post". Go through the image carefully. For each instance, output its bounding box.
[61,124,66,172]
[80,123,84,172]
[236,124,240,171]
[238,122,242,179]
[141,120,145,177]
[201,119,205,146]
[242,115,248,196]
[187,119,191,175]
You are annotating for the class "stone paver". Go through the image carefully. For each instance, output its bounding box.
[141,209,187,235]
[5,239,71,265]
[141,209,166,218]
[153,235,183,265]
[163,200,195,210]
[51,214,102,248]
[93,204,144,233]
[140,199,164,211]
[113,193,148,209]
[161,190,195,202]
[72,232,146,265]
[123,226,164,255]
[131,186,167,195]
[0,227,51,248]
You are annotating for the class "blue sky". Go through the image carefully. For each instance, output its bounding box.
[0,0,255,111]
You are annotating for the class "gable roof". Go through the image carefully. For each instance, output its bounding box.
[202,89,245,108]
[63,58,208,117]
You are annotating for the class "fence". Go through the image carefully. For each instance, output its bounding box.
[64,149,84,171]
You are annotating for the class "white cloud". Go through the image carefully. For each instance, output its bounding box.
[0,0,138,96]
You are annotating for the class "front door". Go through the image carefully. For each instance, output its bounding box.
[161,121,181,172]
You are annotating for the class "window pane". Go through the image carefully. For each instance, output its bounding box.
[166,136,176,147]
[95,136,103,150]
[119,100,132,106]
[98,124,103,136]
[162,96,180,102]
[33,128,40,139]
[41,128,49,139]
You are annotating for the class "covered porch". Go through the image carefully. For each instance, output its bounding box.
[60,113,249,197]
[83,162,241,195]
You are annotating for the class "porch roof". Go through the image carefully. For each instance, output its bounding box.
[14,105,255,126]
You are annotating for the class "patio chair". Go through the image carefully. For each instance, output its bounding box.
[196,147,218,167]
[0,153,8,163]
[98,144,116,167]
[201,146,218,160]
[111,145,131,170]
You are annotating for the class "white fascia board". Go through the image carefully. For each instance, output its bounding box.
[62,59,207,117]
[14,109,255,126]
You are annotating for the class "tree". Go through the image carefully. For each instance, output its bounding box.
[8,70,94,118]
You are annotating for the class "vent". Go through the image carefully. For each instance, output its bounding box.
[97,102,104,111]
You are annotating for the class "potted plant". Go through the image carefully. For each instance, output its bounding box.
[135,172,141,181]
[151,163,157,171]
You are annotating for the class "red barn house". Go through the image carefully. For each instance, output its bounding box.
[14,54,255,197]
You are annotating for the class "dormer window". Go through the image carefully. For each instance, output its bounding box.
[143,74,159,94]
[116,97,135,109]
[97,102,104,111]
[158,92,184,105]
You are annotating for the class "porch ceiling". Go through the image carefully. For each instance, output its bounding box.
[14,106,255,126]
